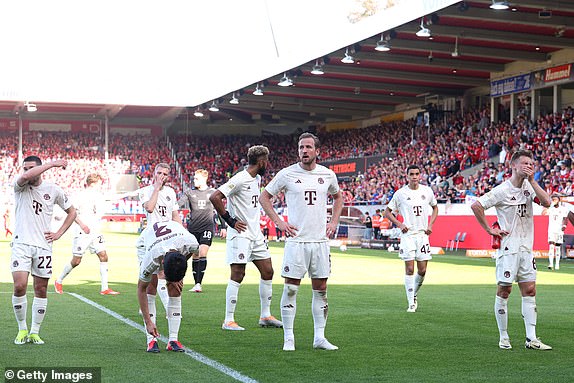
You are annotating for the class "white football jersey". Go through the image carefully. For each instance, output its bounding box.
[477,179,536,253]
[218,170,264,241]
[265,163,339,242]
[547,203,568,235]
[73,187,107,235]
[13,180,72,250]
[139,220,198,282]
[387,184,437,237]
[138,185,179,225]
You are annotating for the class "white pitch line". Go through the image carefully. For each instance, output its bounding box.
[68,292,258,383]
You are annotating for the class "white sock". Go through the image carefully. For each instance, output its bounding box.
[494,295,509,340]
[522,296,537,341]
[30,297,47,334]
[100,262,109,291]
[145,294,157,344]
[167,296,182,342]
[58,263,74,283]
[548,244,555,268]
[414,273,425,296]
[312,290,328,342]
[281,284,298,341]
[259,279,272,318]
[225,280,241,323]
[12,295,28,331]
[404,274,415,306]
[157,278,169,312]
[555,246,561,269]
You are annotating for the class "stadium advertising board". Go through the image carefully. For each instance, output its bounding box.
[324,158,364,177]
[532,63,573,88]
[321,155,385,177]
[490,73,532,97]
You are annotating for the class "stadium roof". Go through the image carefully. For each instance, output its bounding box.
[0,0,573,132]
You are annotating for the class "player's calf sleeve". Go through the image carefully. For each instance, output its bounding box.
[404,275,415,305]
[167,296,182,342]
[312,290,328,341]
[100,262,109,291]
[192,259,200,284]
[494,295,509,339]
[157,278,169,311]
[146,294,157,344]
[548,245,555,267]
[225,280,241,323]
[281,284,298,340]
[198,258,207,284]
[30,297,47,334]
[414,274,425,295]
[58,263,74,282]
[12,295,28,331]
[522,296,537,341]
[259,279,273,318]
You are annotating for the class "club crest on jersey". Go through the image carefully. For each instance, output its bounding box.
[421,195,426,200]
[318,178,324,184]
[166,196,171,201]
[523,190,530,197]
[238,253,245,260]
[13,260,19,267]
[504,271,511,278]
[43,194,50,200]
[284,266,290,273]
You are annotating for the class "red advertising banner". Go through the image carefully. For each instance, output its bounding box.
[544,64,571,83]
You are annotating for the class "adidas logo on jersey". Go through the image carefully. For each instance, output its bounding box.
[295,179,302,183]
[511,196,516,200]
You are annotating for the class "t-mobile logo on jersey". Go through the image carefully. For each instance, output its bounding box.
[304,190,317,205]
[251,195,258,207]
[198,200,207,209]
[412,205,423,216]
[158,205,167,217]
[32,200,43,215]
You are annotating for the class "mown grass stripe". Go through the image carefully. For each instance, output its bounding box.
[68,292,258,383]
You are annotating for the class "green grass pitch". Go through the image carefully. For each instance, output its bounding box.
[1,231,573,383]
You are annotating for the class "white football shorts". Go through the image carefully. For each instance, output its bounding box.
[398,233,432,262]
[547,231,564,245]
[11,243,53,279]
[226,236,270,265]
[496,250,537,286]
[72,232,106,256]
[281,241,331,279]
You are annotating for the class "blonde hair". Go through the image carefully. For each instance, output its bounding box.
[195,169,209,178]
[85,173,102,186]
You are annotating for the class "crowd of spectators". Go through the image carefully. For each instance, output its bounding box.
[0,105,572,214]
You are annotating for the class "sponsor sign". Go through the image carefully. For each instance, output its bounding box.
[490,73,532,97]
[466,249,550,258]
[544,64,571,83]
